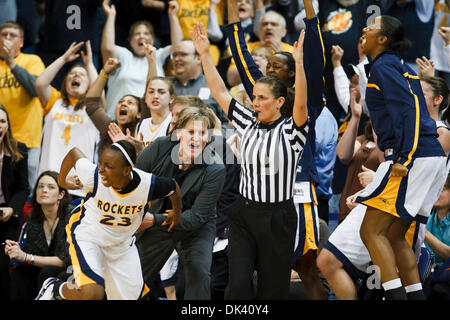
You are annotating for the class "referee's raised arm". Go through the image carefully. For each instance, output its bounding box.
[292,29,308,128]
[191,23,232,117]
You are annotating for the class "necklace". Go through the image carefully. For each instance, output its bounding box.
[44,217,59,242]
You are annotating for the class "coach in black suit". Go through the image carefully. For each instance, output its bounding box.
[135,107,226,300]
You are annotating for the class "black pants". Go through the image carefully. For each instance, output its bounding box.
[225,196,297,300]
[136,219,216,300]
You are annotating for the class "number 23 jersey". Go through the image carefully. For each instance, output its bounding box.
[70,158,171,246]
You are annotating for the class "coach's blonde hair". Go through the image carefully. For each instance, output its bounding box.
[170,106,216,135]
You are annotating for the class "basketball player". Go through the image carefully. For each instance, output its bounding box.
[35,140,182,300]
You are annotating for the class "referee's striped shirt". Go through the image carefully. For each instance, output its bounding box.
[229,99,309,203]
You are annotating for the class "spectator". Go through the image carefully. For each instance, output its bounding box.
[421,76,449,151]
[380,0,435,74]
[430,0,450,84]
[425,174,450,268]
[317,0,376,122]
[208,0,257,44]
[226,9,294,87]
[294,0,320,32]
[35,41,101,199]
[314,107,338,225]
[170,38,229,126]
[84,57,143,155]
[135,106,226,300]
[0,21,45,189]
[101,0,182,119]
[136,77,175,147]
[336,89,383,222]
[113,0,171,48]
[253,0,301,45]
[5,171,70,300]
[439,26,450,82]
[0,105,29,300]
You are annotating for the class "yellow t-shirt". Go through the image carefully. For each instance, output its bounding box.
[0,53,45,148]
[177,0,221,65]
[177,0,210,39]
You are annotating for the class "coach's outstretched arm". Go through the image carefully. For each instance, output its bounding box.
[191,23,232,116]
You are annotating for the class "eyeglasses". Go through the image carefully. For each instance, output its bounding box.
[170,52,196,59]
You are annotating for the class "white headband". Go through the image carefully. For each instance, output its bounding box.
[111,143,134,167]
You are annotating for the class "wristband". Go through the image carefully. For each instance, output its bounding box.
[99,69,109,79]
[30,254,35,265]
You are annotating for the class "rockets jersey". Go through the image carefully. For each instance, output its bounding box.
[39,93,100,196]
[70,158,156,246]
[136,114,172,147]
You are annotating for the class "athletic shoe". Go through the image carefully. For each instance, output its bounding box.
[35,277,58,300]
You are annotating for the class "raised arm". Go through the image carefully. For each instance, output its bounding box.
[168,1,183,49]
[87,58,121,99]
[208,0,224,42]
[302,0,326,114]
[336,87,363,164]
[58,147,86,190]
[81,40,99,87]
[35,41,85,106]
[144,44,157,85]
[101,0,119,64]
[192,23,232,115]
[292,30,308,127]
[227,0,240,24]
[85,58,121,133]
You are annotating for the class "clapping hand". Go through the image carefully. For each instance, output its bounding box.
[416,56,434,78]
[349,87,363,119]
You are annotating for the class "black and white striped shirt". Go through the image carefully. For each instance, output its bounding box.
[229,99,308,203]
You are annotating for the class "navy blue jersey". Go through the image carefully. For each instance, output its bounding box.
[365,51,445,165]
[224,17,326,185]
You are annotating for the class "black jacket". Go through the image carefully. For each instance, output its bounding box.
[135,136,226,232]
[0,142,29,241]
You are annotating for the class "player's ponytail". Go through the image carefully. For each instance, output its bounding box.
[380,15,411,55]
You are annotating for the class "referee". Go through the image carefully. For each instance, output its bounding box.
[191,23,308,299]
